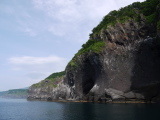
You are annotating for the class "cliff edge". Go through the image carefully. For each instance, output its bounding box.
[28,0,160,103]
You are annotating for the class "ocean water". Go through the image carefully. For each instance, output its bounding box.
[0,99,160,120]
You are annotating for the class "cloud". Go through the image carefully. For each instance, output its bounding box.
[24,28,37,36]
[5,55,69,90]
[33,0,116,21]
[9,56,65,64]
[0,0,146,91]
[31,0,119,42]
[31,0,145,42]
[2,0,145,43]
[8,55,69,79]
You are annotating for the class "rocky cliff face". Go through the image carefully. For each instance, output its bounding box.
[28,0,160,103]
[28,77,71,101]
[27,71,71,101]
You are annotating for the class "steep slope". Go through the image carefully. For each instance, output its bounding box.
[28,0,160,103]
[27,71,69,100]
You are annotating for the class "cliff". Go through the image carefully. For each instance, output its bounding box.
[28,0,160,103]
[27,71,69,100]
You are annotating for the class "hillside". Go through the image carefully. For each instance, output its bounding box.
[28,0,160,103]
[28,71,65,100]
[0,88,28,99]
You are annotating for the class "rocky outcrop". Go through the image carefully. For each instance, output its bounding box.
[28,77,71,101]
[63,19,160,103]
[28,0,160,103]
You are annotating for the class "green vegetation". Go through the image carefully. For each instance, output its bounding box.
[7,89,27,95]
[91,0,160,35]
[157,21,160,30]
[53,84,57,88]
[29,0,160,91]
[0,89,28,98]
[145,13,156,24]
[66,40,106,69]
[32,71,65,88]
[45,71,65,80]
[76,40,106,56]
[67,60,78,69]
[66,0,160,70]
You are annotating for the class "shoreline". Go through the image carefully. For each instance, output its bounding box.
[27,98,155,104]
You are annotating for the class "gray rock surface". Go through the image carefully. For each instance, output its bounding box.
[28,1,160,103]
[62,19,160,102]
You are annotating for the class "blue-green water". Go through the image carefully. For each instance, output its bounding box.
[0,99,160,120]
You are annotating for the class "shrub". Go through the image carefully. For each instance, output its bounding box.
[157,21,160,30]
[146,13,156,23]
[45,71,65,79]
[66,40,106,69]
[76,40,106,56]
[90,0,159,35]
[32,71,65,88]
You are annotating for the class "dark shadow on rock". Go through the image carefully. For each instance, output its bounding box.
[47,97,53,101]
[78,54,103,95]
[130,37,160,101]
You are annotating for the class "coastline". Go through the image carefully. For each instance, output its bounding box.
[27,98,155,104]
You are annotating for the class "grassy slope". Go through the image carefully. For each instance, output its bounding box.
[66,0,160,69]
[0,89,28,98]
[91,0,159,35]
[30,0,160,89]
[32,71,65,88]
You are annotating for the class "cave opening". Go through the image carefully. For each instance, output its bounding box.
[82,78,95,95]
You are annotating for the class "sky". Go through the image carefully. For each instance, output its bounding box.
[0,0,145,91]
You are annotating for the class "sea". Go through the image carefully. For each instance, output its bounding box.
[0,98,160,120]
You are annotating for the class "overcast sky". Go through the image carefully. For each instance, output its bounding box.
[0,0,145,91]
